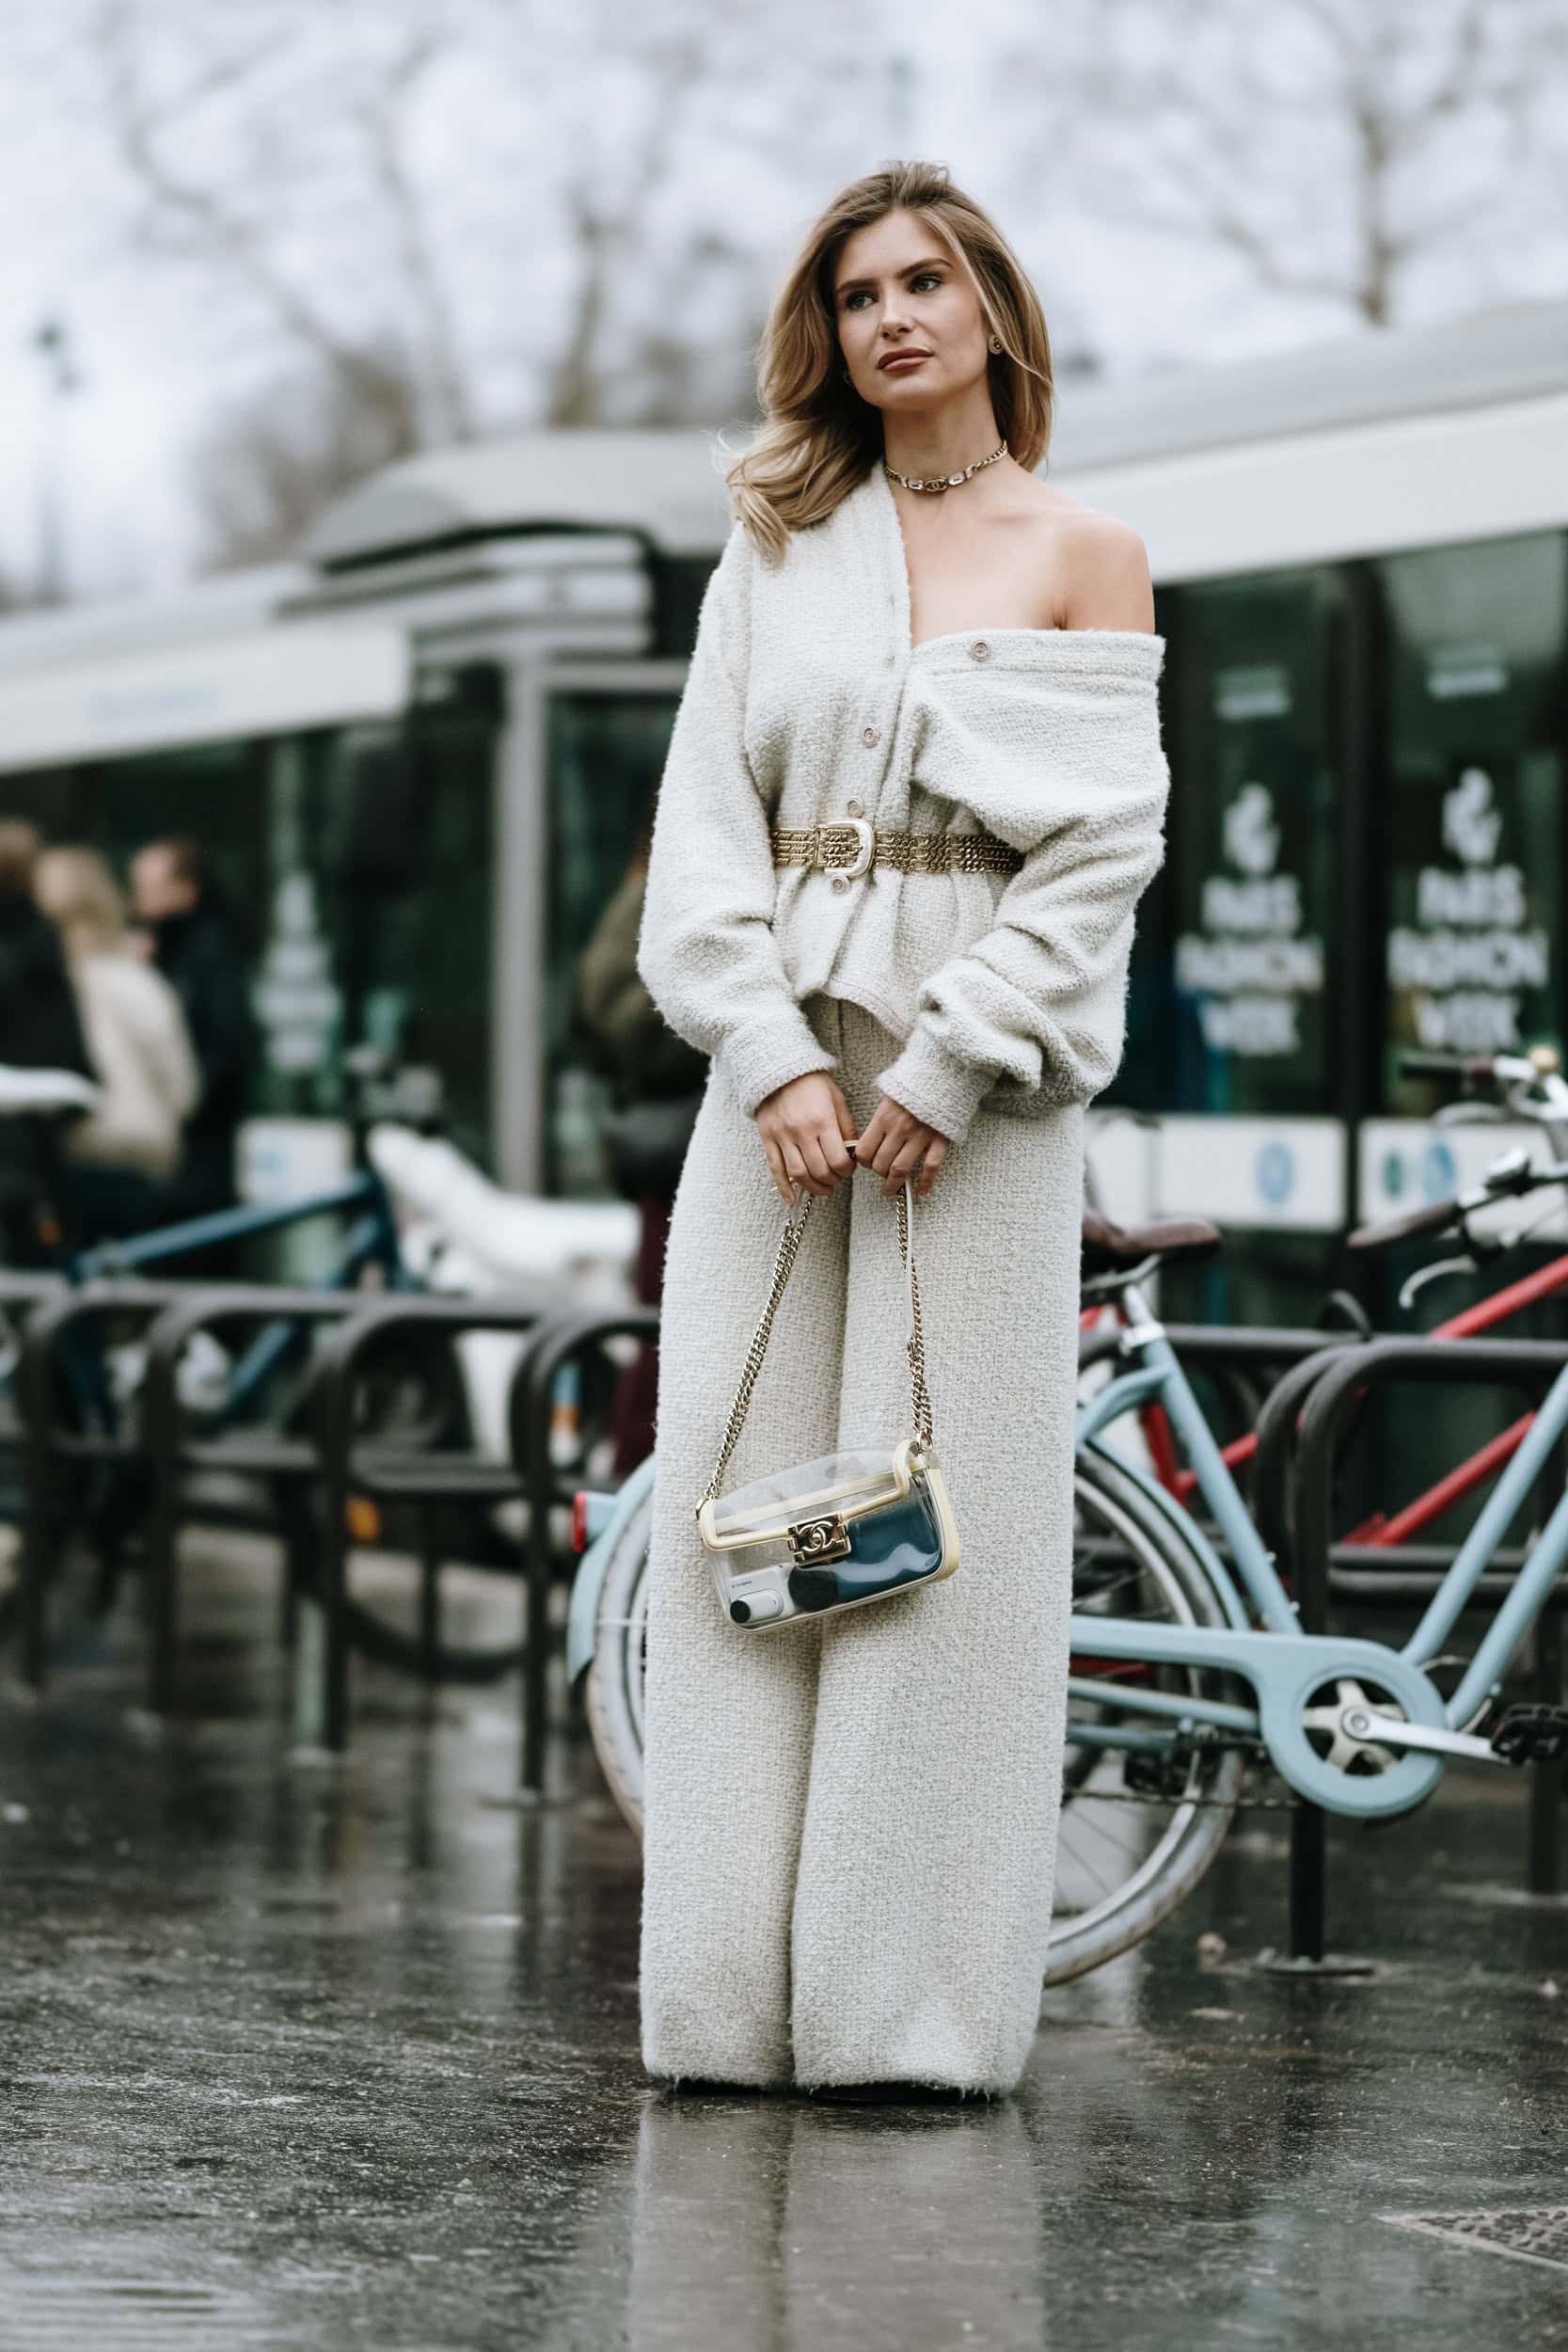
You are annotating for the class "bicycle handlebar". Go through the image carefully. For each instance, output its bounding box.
[1399,1051,1491,1082]
[1347,1150,1563,1255]
[1346,1197,1463,1253]
[1400,1044,1563,1087]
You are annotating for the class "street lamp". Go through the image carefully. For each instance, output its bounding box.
[31,315,82,607]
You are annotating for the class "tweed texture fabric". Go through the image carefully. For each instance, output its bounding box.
[640,1000,1083,2097]
[637,460,1171,1145]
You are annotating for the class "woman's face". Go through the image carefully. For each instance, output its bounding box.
[833,209,989,411]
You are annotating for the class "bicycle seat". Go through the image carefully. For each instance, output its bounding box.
[1081,1208,1223,1274]
[368,1123,640,1282]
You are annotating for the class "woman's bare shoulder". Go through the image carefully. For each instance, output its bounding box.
[1000,481,1155,632]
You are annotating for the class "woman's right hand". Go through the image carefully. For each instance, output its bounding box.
[754,1072,858,1203]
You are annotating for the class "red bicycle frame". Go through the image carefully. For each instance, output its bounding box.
[1080,1246,1568,1547]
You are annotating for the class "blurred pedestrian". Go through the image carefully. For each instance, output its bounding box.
[35,847,198,1245]
[130,834,257,1224]
[576,825,708,1471]
[0,819,94,1263]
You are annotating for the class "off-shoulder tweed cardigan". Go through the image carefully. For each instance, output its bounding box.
[637,461,1171,1144]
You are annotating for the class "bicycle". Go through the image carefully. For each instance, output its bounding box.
[566,1104,1568,1984]
[0,1053,501,1678]
[1094,1049,1568,1545]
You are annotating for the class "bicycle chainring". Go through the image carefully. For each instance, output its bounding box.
[1300,1677,1407,1775]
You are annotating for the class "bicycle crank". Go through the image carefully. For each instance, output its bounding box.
[1335,1695,1503,1766]
[1301,1678,1500,1772]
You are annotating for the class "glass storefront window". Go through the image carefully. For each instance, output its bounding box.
[12,668,501,1168]
[292,670,500,1162]
[545,688,683,1197]
[1378,533,1567,1111]
[1164,570,1346,1117]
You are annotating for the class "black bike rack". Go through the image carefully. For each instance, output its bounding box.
[1078,1320,1345,1383]
[1286,1333,1568,1962]
[506,1307,660,1798]
[138,1285,372,1716]
[1247,1343,1370,1571]
[309,1292,551,1752]
[0,1274,66,1641]
[12,1279,187,1687]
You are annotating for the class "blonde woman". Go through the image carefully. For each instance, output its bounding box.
[34,847,199,1240]
[637,163,1170,2101]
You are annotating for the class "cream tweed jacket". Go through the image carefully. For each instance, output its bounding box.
[638,461,1171,1144]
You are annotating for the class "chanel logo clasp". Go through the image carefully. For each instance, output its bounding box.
[787,1515,851,1565]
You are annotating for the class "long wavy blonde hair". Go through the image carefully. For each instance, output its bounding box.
[35,846,130,960]
[725,162,1054,563]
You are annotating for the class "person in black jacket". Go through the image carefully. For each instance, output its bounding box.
[0,819,95,1263]
[576,829,708,1472]
[130,834,257,1228]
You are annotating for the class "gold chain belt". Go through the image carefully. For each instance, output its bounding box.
[770,821,1023,878]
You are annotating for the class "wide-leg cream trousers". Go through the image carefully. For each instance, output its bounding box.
[639,999,1083,2095]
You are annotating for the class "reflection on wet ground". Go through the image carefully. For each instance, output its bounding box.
[1,1531,1566,2349]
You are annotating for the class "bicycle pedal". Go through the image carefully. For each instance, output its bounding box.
[1488,1704,1568,1766]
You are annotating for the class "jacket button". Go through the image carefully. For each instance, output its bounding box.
[970,638,991,661]
[846,799,864,818]
[830,873,849,895]
[862,724,880,747]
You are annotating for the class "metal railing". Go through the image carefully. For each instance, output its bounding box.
[308,1292,551,1750]
[138,1285,371,1715]
[14,1279,185,1686]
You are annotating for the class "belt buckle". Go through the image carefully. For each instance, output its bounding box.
[832,818,874,880]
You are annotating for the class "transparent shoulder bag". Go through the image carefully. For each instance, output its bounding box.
[694,1181,959,1630]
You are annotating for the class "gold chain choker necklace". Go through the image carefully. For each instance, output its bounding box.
[884,438,1006,495]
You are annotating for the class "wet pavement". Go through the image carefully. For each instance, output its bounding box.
[2,1532,1567,2350]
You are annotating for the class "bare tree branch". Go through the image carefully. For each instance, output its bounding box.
[1046,0,1568,328]
[547,25,716,425]
[188,338,421,569]
[354,30,478,444]
[96,0,394,400]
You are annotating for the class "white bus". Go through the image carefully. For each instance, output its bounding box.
[2,294,1564,1321]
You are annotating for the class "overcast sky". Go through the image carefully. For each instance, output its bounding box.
[3,0,1565,602]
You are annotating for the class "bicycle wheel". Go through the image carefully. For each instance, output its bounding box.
[584,1449,1247,1984]
[584,1477,655,1833]
[1047,1446,1244,1984]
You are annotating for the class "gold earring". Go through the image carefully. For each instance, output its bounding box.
[988,335,1003,355]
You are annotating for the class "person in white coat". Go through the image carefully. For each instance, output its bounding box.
[34,847,199,1244]
[634,162,1172,2103]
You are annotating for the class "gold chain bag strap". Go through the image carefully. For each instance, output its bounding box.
[694,1181,959,1631]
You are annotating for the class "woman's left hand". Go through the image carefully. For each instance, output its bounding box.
[854,1095,949,1198]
